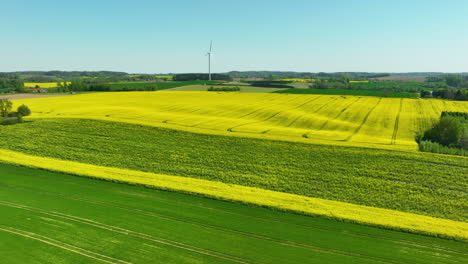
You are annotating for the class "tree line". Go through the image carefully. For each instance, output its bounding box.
[0,73,24,92]
[173,73,231,81]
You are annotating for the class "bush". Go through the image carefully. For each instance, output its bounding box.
[207,86,240,91]
[422,116,464,147]
[17,104,31,116]
[6,111,18,117]
[1,117,19,125]
[419,112,468,156]
[246,81,293,88]
[419,140,467,156]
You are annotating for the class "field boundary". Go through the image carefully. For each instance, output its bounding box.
[0,148,466,241]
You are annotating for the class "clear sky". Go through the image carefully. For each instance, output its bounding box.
[1,0,467,73]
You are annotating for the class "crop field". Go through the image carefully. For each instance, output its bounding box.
[24,82,71,88]
[0,118,467,239]
[1,162,467,264]
[275,88,419,98]
[276,78,318,82]
[12,91,468,151]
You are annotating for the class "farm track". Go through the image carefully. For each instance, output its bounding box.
[0,225,132,264]
[225,96,317,132]
[318,97,361,130]
[3,181,465,257]
[345,98,383,141]
[0,201,256,264]
[391,99,404,145]
[261,96,325,134]
[301,97,340,138]
[1,200,417,264]
[284,96,325,127]
[0,183,429,264]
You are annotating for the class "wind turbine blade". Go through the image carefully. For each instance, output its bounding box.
[209,41,212,52]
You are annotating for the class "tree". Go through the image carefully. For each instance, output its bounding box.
[0,99,13,116]
[17,104,31,116]
[423,116,464,147]
[445,74,463,87]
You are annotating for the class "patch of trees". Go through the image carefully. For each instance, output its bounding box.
[0,99,31,125]
[429,88,468,101]
[0,73,24,92]
[246,81,294,88]
[417,112,467,156]
[57,81,112,93]
[173,74,232,81]
[226,71,390,80]
[207,86,240,91]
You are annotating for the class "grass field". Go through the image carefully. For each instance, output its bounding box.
[13,92,468,151]
[0,118,466,224]
[1,163,467,264]
[275,88,419,98]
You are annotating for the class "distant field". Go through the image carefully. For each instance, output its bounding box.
[275,88,419,98]
[107,80,219,91]
[0,118,466,225]
[372,75,428,82]
[13,92,468,151]
[165,85,286,93]
[2,163,466,264]
[348,81,432,91]
[24,82,71,88]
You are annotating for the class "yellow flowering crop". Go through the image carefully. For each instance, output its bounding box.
[24,82,71,88]
[14,92,468,151]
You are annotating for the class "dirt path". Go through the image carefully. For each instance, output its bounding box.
[0,94,69,100]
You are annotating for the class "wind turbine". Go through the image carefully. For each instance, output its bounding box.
[206,41,213,81]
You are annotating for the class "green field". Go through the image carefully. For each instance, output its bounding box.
[1,118,466,222]
[1,163,467,264]
[107,80,220,91]
[275,88,419,98]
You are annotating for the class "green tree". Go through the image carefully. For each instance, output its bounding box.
[17,104,31,116]
[445,75,463,87]
[423,116,464,147]
[0,98,13,117]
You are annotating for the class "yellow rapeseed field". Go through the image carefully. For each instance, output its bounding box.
[276,78,317,82]
[0,148,466,241]
[24,82,71,88]
[14,91,468,151]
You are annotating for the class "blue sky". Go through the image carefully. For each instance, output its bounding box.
[1,0,467,73]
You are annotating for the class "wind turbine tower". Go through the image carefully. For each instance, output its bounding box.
[207,41,213,81]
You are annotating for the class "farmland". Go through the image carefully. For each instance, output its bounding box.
[0,118,467,237]
[24,82,71,88]
[275,88,419,98]
[2,162,467,263]
[3,90,467,260]
[12,91,468,151]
